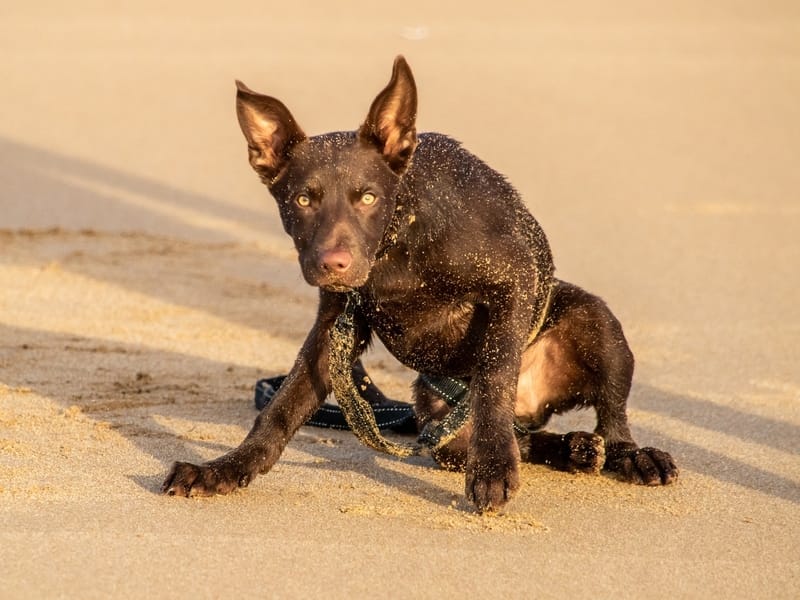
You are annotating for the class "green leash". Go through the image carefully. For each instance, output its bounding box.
[328,291,472,457]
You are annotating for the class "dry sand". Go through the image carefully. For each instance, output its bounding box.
[1,2,799,598]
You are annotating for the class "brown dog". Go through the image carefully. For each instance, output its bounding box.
[162,56,677,512]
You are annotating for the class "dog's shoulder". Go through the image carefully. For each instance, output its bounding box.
[403,133,532,234]
[412,133,486,174]
[399,133,552,278]
[408,133,519,203]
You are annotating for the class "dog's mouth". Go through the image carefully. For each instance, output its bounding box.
[318,268,372,291]
[320,282,356,293]
[309,270,371,293]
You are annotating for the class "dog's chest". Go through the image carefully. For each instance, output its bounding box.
[362,285,484,375]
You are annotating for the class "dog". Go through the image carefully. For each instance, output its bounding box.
[162,56,677,512]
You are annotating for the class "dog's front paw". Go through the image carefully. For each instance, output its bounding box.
[605,445,678,486]
[564,432,606,474]
[161,459,253,497]
[465,448,520,513]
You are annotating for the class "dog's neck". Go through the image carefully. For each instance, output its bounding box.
[375,193,405,261]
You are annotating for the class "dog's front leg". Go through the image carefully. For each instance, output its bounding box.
[465,291,531,513]
[162,292,349,497]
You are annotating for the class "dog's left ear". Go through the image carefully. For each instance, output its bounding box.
[358,56,418,173]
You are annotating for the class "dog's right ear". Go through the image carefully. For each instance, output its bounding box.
[358,56,418,173]
[236,81,306,184]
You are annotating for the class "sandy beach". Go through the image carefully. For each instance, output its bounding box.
[1,2,799,598]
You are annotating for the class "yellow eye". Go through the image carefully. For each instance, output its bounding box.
[296,194,311,207]
[360,192,377,206]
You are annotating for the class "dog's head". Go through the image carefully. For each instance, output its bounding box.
[236,56,418,291]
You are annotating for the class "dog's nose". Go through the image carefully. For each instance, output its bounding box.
[319,249,353,274]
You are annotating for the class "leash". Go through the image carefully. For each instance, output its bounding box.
[254,376,417,432]
[328,291,472,457]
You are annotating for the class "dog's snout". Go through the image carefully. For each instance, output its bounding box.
[319,249,353,274]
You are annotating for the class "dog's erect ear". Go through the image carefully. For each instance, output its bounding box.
[236,81,306,184]
[358,56,418,173]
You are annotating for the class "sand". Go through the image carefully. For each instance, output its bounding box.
[1,2,799,598]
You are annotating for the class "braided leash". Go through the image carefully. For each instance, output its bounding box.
[329,291,472,457]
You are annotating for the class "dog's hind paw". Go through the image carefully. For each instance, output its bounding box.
[604,446,678,486]
[563,432,606,474]
[161,460,252,497]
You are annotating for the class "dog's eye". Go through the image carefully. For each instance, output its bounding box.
[360,192,377,206]
[296,194,311,207]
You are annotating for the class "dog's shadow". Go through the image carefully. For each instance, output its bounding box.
[630,383,800,505]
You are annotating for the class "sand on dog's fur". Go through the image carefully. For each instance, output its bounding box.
[2,2,800,598]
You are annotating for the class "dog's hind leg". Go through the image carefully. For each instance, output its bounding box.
[575,300,678,485]
[516,280,678,484]
[557,283,678,486]
[595,384,679,485]
[518,430,606,474]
